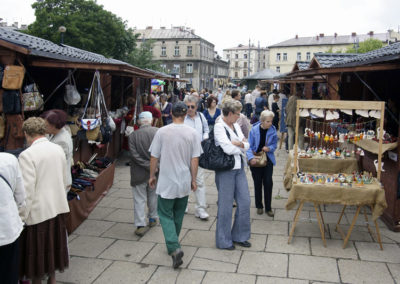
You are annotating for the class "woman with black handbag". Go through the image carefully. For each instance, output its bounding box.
[214,99,251,250]
[246,110,278,217]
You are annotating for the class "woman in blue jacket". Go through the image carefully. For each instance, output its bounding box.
[246,110,278,217]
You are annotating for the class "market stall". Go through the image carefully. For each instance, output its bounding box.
[286,99,387,249]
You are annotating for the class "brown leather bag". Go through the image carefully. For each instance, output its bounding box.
[0,89,3,113]
[2,65,25,90]
[0,114,5,139]
[7,114,24,138]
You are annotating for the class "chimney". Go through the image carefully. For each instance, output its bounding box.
[369,31,374,36]
[334,32,337,37]
[12,21,18,28]
[160,26,165,29]
[319,33,324,37]
[295,34,298,39]
[146,26,152,30]
[351,32,357,37]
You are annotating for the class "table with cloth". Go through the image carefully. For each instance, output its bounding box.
[283,151,359,190]
[285,179,387,249]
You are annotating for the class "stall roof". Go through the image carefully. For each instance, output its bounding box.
[0,27,177,79]
[310,53,358,68]
[292,61,310,72]
[332,41,400,67]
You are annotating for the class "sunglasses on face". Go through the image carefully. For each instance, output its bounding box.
[186,105,196,109]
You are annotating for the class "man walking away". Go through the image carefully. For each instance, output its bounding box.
[129,111,159,237]
[149,102,201,269]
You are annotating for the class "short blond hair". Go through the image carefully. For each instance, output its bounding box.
[260,110,274,122]
[221,99,242,116]
[22,117,47,136]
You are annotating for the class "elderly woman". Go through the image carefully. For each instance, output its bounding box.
[40,109,73,188]
[246,110,278,217]
[160,94,172,125]
[18,117,70,284]
[214,99,251,250]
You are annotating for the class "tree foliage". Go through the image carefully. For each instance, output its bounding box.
[127,39,161,71]
[345,38,383,53]
[25,0,152,66]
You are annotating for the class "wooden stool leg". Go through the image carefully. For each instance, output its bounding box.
[288,201,304,244]
[370,205,384,250]
[318,204,326,231]
[343,206,361,249]
[362,206,375,240]
[335,205,347,233]
[314,203,327,247]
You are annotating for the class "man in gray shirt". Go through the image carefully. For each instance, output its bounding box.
[149,101,201,269]
[128,111,159,237]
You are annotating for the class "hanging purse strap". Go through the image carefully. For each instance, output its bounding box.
[81,71,98,119]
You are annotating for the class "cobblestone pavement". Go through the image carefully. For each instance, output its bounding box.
[57,147,400,284]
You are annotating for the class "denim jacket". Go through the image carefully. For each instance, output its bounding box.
[246,122,278,165]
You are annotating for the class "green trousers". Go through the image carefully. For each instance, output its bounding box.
[157,195,188,254]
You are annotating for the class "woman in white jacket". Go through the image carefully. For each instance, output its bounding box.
[214,99,251,250]
[18,117,70,284]
[0,152,25,284]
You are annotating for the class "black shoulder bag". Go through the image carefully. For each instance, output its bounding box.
[199,127,235,171]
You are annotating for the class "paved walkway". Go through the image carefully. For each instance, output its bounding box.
[57,148,400,284]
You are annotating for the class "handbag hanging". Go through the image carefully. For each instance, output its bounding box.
[199,128,235,171]
[2,60,25,90]
[0,114,5,139]
[22,84,44,111]
[64,70,81,105]
[2,90,22,114]
[251,151,268,167]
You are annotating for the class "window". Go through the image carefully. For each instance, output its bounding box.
[263,55,265,59]
[244,54,247,59]
[160,64,166,72]
[276,53,281,61]
[283,53,287,61]
[226,54,230,59]
[173,64,180,74]
[263,62,265,68]
[243,70,247,77]
[244,62,247,68]
[306,52,311,61]
[297,52,301,61]
[186,63,193,73]
[276,66,280,73]
[187,46,192,56]
[161,46,166,56]
[235,61,239,68]
[235,54,238,59]
[174,46,180,56]
[235,71,238,78]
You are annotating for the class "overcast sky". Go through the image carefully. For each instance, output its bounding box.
[1,0,399,54]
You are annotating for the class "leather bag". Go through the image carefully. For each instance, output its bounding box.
[2,65,25,90]
[22,91,44,111]
[251,151,268,167]
[7,114,24,138]
[0,114,5,139]
[199,128,235,171]
[2,90,21,114]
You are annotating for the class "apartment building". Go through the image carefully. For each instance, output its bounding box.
[136,26,228,91]
[223,44,269,82]
[268,30,400,74]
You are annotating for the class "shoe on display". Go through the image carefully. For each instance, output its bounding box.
[149,218,157,227]
[266,210,275,217]
[257,208,264,215]
[171,248,184,269]
[134,226,149,237]
[195,208,209,220]
[234,241,252,247]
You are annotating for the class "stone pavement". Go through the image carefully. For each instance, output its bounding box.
[57,148,400,284]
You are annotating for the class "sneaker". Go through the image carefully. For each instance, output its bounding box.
[171,248,184,269]
[149,218,157,227]
[257,208,264,215]
[134,226,149,237]
[195,208,209,220]
[266,210,275,217]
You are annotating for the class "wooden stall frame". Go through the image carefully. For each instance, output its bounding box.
[289,99,386,249]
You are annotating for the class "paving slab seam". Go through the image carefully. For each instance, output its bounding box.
[384,262,397,284]
[87,259,115,284]
[335,258,343,283]
[194,255,240,265]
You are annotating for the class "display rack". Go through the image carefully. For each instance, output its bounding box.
[288,99,386,249]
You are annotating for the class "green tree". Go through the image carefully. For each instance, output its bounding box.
[26,0,137,62]
[127,39,161,71]
[345,38,383,53]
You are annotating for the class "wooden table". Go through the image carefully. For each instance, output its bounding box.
[286,180,387,249]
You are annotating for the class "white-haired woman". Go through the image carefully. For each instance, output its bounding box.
[214,99,251,250]
[246,110,278,217]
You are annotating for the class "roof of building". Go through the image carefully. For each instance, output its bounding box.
[269,32,392,48]
[332,41,400,67]
[293,61,310,71]
[0,27,129,65]
[136,27,201,40]
[312,53,358,68]
[244,68,281,80]
[223,45,268,51]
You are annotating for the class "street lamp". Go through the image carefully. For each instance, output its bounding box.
[58,26,66,44]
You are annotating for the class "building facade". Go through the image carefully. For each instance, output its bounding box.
[136,26,229,91]
[268,30,400,74]
[223,44,269,82]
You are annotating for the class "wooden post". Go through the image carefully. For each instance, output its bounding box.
[377,102,385,181]
[327,74,341,100]
[293,100,300,175]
